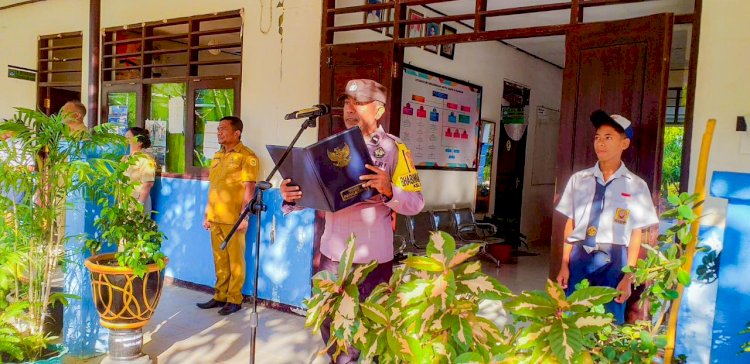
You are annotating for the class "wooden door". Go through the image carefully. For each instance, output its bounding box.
[319,41,402,140]
[550,14,673,276]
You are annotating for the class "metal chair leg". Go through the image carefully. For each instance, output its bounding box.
[480,244,501,267]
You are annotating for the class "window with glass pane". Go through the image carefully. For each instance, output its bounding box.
[193,88,235,167]
[149,83,186,174]
[107,92,137,135]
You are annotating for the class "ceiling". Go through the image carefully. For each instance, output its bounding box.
[425,0,695,68]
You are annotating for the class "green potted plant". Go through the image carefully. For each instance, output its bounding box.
[82,137,167,363]
[0,108,122,363]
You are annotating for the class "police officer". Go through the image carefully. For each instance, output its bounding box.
[281,79,425,363]
[555,110,659,324]
[198,116,260,316]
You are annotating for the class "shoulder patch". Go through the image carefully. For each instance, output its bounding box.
[392,142,421,192]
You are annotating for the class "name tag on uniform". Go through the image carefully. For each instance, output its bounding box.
[614,208,630,224]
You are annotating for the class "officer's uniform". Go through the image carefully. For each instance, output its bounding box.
[206,143,259,305]
[556,161,658,323]
[285,124,424,363]
[319,124,425,264]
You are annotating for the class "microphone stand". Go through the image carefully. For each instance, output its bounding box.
[219,115,317,364]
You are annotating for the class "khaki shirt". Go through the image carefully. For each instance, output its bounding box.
[207,143,259,224]
[124,151,156,200]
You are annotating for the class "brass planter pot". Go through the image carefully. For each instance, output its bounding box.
[84,253,168,330]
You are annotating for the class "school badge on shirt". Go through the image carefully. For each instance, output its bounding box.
[614,208,630,225]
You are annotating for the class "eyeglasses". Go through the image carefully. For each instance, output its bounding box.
[342,99,374,107]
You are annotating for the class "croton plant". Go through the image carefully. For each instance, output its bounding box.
[306,192,709,363]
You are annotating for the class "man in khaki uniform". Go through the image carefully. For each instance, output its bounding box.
[197,116,259,315]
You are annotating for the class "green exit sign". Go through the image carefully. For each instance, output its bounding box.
[8,67,36,82]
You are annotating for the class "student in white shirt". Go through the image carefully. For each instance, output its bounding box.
[555,110,659,324]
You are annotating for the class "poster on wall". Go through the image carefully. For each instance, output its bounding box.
[202,121,221,160]
[399,65,482,170]
[145,119,167,167]
[107,105,129,136]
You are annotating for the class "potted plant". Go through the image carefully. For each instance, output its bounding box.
[305,192,705,363]
[82,140,167,363]
[0,108,122,363]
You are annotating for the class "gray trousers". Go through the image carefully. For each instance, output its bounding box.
[318,254,393,364]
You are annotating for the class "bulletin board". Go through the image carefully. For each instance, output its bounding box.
[398,65,482,171]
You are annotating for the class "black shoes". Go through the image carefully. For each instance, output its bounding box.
[196,299,226,309]
[218,303,242,316]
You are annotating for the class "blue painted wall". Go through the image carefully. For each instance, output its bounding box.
[707,171,750,362]
[675,225,723,364]
[152,177,315,309]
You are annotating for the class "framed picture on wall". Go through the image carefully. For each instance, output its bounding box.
[424,22,439,53]
[407,9,424,38]
[439,24,457,59]
[364,0,385,32]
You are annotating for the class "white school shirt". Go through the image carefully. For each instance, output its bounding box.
[555,162,659,246]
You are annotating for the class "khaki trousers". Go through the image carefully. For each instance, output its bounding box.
[210,223,246,304]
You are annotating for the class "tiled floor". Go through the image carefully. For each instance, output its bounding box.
[67,246,550,364]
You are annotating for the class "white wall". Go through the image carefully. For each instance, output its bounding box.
[334,3,563,244]
[687,0,750,227]
[0,0,90,117]
[0,0,322,180]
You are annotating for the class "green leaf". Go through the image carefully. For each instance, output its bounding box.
[337,234,357,286]
[572,312,613,334]
[447,243,481,268]
[677,205,695,221]
[455,352,483,364]
[548,319,584,364]
[49,292,80,306]
[348,260,378,286]
[664,289,680,300]
[426,231,455,263]
[546,279,570,310]
[452,317,474,352]
[568,286,619,309]
[677,269,692,286]
[395,279,431,306]
[667,194,681,206]
[506,291,557,317]
[361,302,388,326]
[640,330,653,349]
[403,256,444,272]
[456,273,510,301]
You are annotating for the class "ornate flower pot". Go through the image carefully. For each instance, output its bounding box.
[85,253,168,364]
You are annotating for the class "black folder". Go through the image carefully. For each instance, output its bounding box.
[267,126,376,212]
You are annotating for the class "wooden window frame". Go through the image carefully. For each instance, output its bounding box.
[100,83,144,128]
[37,31,83,115]
[185,77,242,177]
[100,10,243,180]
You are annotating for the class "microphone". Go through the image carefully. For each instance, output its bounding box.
[284,104,330,120]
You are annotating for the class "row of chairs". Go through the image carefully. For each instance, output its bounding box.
[394,207,504,266]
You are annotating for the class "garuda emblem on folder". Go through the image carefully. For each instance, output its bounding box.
[327,143,351,168]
